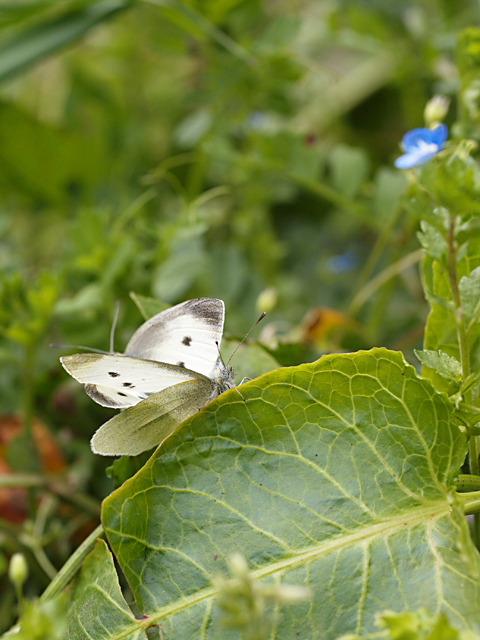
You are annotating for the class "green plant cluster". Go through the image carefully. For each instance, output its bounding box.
[2,1,480,639]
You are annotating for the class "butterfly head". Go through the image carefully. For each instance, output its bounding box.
[211,356,235,395]
[220,363,234,383]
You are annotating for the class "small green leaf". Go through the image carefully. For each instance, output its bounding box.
[373,168,406,222]
[459,267,480,317]
[329,144,369,199]
[415,349,462,381]
[0,271,58,348]
[421,236,480,390]
[152,231,208,302]
[417,221,448,261]
[376,607,477,640]
[66,540,146,639]
[4,593,68,640]
[54,283,104,316]
[129,292,170,321]
[106,452,153,489]
[174,108,212,148]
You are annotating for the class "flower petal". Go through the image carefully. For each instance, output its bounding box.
[401,127,435,152]
[395,124,448,169]
[431,123,448,146]
[394,147,439,169]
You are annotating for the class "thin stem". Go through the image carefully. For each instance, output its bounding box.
[349,249,423,315]
[0,473,101,517]
[349,203,404,315]
[31,546,57,581]
[142,0,257,67]
[111,188,157,236]
[447,219,471,393]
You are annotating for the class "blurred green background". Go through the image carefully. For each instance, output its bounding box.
[0,0,478,631]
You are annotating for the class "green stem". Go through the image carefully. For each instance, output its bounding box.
[348,203,404,315]
[40,524,104,603]
[349,249,423,315]
[0,474,101,517]
[31,546,57,581]
[276,167,373,228]
[447,215,480,545]
[447,219,475,458]
[461,492,480,516]
[21,344,40,517]
[142,0,257,67]
[456,474,480,492]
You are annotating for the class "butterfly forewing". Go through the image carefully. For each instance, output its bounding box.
[61,353,209,408]
[124,298,224,378]
[91,379,214,456]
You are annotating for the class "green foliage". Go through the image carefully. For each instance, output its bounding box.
[3,594,68,640]
[0,271,58,349]
[459,267,480,318]
[376,608,479,640]
[2,0,480,638]
[414,349,462,381]
[66,540,141,639]
[65,349,476,638]
[0,1,129,82]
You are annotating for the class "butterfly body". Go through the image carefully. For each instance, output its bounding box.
[61,298,236,456]
[209,359,235,399]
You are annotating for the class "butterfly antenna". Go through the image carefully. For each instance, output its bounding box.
[215,340,226,366]
[110,300,120,354]
[226,312,266,366]
[50,343,110,355]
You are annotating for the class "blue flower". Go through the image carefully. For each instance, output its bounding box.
[394,124,448,169]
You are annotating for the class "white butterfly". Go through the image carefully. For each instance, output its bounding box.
[61,298,235,457]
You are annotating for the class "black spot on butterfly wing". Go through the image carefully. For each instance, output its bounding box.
[182,336,192,346]
[123,382,134,388]
[177,361,185,368]
[109,371,120,378]
[118,392,127,397]
[85,384,124,408]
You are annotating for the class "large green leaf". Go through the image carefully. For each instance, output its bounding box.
[72,349,479,638]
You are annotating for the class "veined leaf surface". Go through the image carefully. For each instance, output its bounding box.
[70,349,480,639]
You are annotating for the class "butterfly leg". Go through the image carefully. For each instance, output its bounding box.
[233,387,246,401]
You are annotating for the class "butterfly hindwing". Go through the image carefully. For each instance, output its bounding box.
[61,353,209,408]
[124,298,224,378]
[90,379,214,455]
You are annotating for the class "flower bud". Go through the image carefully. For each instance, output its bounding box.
[228,552,248,579]
[9,553,28,589]
[424,95,450,128]
[256,288,277,315]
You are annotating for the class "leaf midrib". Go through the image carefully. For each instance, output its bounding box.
[104,500,452,637]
